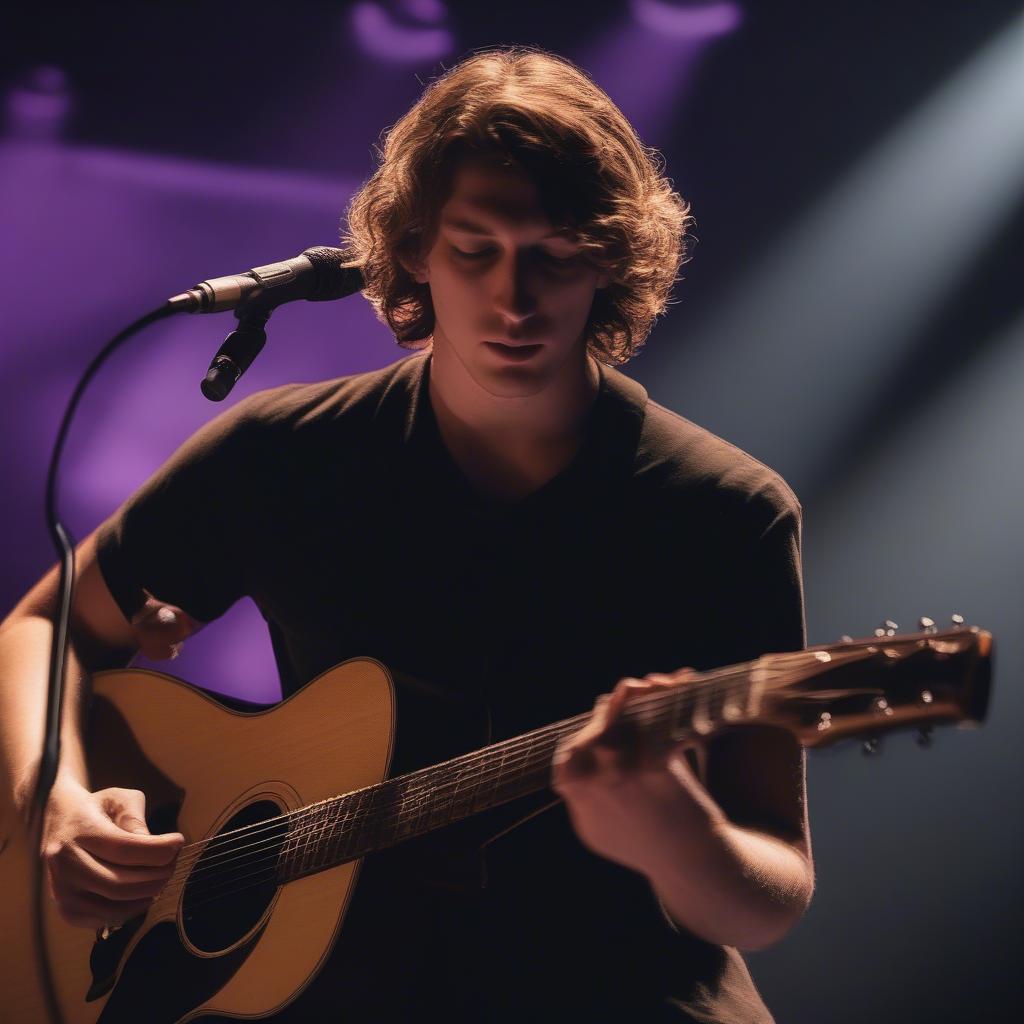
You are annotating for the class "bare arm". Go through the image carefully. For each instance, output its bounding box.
[1,529,204,811]
[553,674,815,953]
[0,529,138,814]
[0,530,196,927]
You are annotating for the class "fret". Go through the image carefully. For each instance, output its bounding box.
[412,777,430,840]
[393,779,413,841]
[365,783,390,855]
[284,809,304,879]
[478,744,506,814]
[669,687,691,741]
[330,792,361,868]
[300,807,319,876]
[318,799,345,869]
[425,778,450,835]
[379,779,408,849]
[289,809,309,878]
[448,763,468,825]
[327,796,350,866]
[280,816,298,878]
[304,807,322,874]
[322,803,342,868]
[311,806,329,871]
[504,735,532,805]
[300,807,318,876]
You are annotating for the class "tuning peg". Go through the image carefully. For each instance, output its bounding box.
[839,635,853,643]
[918,617,937,633]
[862,737,882,756]
[875,620,898,638]
[951,613,965,627]
[915,726,935,748]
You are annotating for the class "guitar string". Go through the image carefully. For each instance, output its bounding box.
[164,644,855,873]
[155,651,868,917]
[157,694,718,918]
[151,645,877,900]
[169,637,915,881]
[169,626,933,899]
[172,630,950,875]
[149,662,782,911]
[152,637,934,918]
[149,651,856,910]
[153,638,902,909]
[151,656,779,892]
[150,660,755,890]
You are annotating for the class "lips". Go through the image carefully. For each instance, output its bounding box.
[484,341,544,362]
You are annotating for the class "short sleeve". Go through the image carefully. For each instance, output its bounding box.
[95,394,269,626]
[725,494,807,663]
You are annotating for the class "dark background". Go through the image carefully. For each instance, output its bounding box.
[2,3,1022,1020]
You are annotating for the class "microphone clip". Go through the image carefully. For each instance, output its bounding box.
[200,306,271,402]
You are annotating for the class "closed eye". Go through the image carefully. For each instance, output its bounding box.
[452,246,496,259]
[452,246,578,263]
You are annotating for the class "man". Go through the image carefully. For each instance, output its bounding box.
[0,47,813,1021]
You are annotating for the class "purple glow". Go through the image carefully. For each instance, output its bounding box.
[0,137,397,700]
[60,143,351,208]
[578,21,704,146]
[399,0,447,26]
[5,65,73,141]
[350,2,453,62]
[631,0,743,39]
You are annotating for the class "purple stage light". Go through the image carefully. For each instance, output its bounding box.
[630,0,743,39]
[4,65,73,142]
[350,1,453,62]
[0,135,391,701]
[399,0,447,25]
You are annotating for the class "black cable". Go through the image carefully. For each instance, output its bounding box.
[30,301,178,1024]
[27,245,363,1020]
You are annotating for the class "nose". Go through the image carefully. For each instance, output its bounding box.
[492,252,538,333]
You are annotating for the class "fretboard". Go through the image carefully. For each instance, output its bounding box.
[275,660,761,883]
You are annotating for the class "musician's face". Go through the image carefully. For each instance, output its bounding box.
[409,155,610,397]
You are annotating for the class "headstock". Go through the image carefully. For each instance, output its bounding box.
[755,616,993,750]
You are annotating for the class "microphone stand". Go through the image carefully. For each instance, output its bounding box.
[32,246,362,1022]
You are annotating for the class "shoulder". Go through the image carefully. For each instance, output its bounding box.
[203,354,420,447]
[635,397,801,540]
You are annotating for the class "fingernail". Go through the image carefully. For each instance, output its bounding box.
[156,607,178,625]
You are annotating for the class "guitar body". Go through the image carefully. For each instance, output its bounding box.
[1,657,395,1024]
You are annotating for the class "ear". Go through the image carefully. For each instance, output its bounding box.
[399,253,429,285]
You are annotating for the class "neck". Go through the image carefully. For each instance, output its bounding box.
[426,331,600,449]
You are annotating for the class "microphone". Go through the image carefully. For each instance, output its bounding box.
[169,245,364,314]
[164,246,365,401]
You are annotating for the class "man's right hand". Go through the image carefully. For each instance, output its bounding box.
[41,778,185,930]
[130,595,199,662]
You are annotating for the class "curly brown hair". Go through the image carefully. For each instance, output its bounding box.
[340,45,695,365]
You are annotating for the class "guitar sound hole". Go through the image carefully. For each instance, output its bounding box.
[181,799,287,953]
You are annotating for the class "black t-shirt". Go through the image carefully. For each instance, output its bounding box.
[97,350,805,1023]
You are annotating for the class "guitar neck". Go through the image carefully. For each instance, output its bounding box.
[275,659,761,883]
[276,711,581,882]
[274,622,991,883]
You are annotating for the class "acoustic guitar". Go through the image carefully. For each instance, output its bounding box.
[0,621,992,1023]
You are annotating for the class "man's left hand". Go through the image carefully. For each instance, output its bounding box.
[551,673,728,876]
